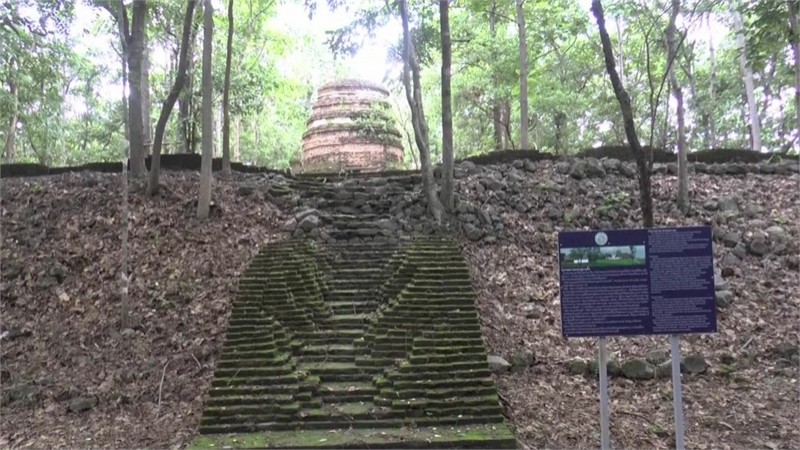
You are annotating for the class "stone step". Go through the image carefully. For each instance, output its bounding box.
[211,374,301,387]
[299,354,356,363]
[369,349,410,358]
[218,349,284,361]
[298,362,365,375]
[205,394,296,407]
[299,331,363,345]
[318,381,379,399]
[354,357,396,368]
[220,341,285,353]
[409,352,487,365]
[203,402,301,417]
[207,385,300,397]
[390,377,495,391]
[300,344,357,356]
[328,314,369,326]
[198,414,505,434]
[217,355,293,368]
[215,365,297,378]
[328,301,378,314]
[389,368,491,381]
[319,372,374,382]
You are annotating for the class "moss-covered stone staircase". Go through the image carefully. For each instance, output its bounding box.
[191,238,516,449]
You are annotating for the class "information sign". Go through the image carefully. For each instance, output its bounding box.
[558,226,717,338]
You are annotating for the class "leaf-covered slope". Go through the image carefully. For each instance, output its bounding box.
[463,164,799,450]
[1,172,286,448]
[1,163,798,449]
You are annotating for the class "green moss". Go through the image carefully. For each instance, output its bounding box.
[188,425,516,449]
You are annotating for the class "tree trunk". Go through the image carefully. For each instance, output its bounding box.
[215,104,222,157]
[501,100,512,149]
[142,13,152,156]
[233,115,240,162]
[4,76,17,163]
[117,3,129,141]
[489,0,503,150]
[221,0,234,178]
[120,139,131,329]
[253,116,259,149]
[197,0,214,219]
[516,0,529,149]
[127,0,148,175]
[660,81,670,149]
[708,13,717,148]
[553,111,566,154]
[731,2,762,151]
[681,53,703,148]
[592,0,654,227]
[616,16,624,83]
[439,0,454,212]
[667,0,689,214]
[400,0,443,222]
[179,9,200,154]
[148,0,197,195]
[761,54,777,137]
[788,0,800,145]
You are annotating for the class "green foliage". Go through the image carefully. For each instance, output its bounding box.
[3,0,797,170]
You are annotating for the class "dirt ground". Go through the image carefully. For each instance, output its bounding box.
[1,169,798,449]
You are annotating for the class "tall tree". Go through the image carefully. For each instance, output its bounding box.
[666,0,688,213]
[178,5,201,154]
[708,13,717,148]
[4,60,17,163]
[141,7,151,154]
[789,0,800,142]
[221,0,234,178]
[147,0,197,195]
[489,0,504,150]
[731,1,762,151]
[126,0,148,175]
[197,0,214,219]
[592,0,654,227]
[400,0,443,222]
[439,0,454,212]
[516,0,529,149]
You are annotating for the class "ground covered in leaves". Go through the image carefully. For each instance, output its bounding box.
[1,165,798,449]
[1,172,285,448]
[464,165,799,450]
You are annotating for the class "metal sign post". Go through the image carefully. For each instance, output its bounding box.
[670,335,685,450]
[599,337,610,450]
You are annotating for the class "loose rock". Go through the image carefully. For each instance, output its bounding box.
[715,290,733,308]
[68,395,98,413]
[646,349,670,365]
[488,355,511,373]
[656,361,672,379]
[622,359,655,380]
[682,354,708,374]
[569,359,588,376]
[748,238,770,257]
[510,350,535,374]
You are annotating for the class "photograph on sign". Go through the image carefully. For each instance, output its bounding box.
[559,245,646,269]
[557,226,717,338]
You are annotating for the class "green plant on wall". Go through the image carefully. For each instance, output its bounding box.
[353,101,398,141]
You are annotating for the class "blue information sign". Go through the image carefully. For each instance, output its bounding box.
[558,226,717,338]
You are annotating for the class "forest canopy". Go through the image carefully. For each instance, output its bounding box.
[1,0,798,170]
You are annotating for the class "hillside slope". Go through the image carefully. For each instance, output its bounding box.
[1,160,798,449]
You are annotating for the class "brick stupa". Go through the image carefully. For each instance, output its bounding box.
[301,79,404,173]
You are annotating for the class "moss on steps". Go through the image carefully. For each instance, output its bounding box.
[190,425,517,449]
[195,238,515,448]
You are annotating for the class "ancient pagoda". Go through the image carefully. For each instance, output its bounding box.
[301,79,404,173]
